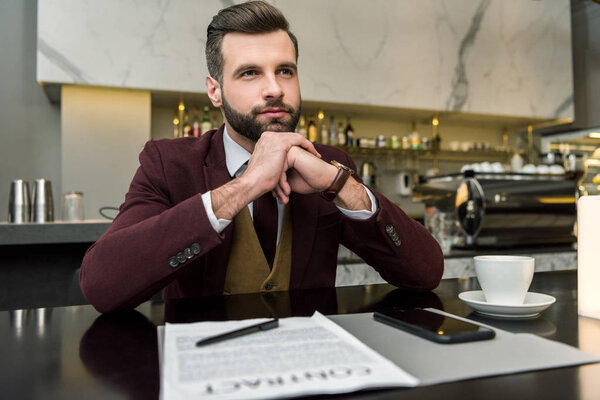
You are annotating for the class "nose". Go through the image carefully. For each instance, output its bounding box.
[261,73,283,100]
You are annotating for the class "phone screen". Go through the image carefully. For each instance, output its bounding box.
[374,308,495,343]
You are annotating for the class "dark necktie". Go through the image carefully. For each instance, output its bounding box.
[253,193,278,269]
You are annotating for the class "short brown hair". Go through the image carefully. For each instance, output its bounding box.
[206,1,298,82]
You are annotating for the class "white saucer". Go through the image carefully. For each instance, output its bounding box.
[458,291,556,319]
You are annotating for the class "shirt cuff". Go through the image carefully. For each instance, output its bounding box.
[336,185,378,220]
[201,191,232,233]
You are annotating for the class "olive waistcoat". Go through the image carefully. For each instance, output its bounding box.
[223,205,292,295]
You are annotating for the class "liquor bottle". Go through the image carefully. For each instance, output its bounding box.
[431,116,441,151]
[182,110,191,137]
[200,106,212,135]
[192,108,200,137]
[177,99,185,138]
[183,123,192,137]
[328,116,338,146]
[320,121,329,145]
[410,121,421,150]
[360,161,377,190]
[297,115,307,138]
[307,119,318,142]
[172,112,180,138]
[337,122,346,146]
[344,118,355,147]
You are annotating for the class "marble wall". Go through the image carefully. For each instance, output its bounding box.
[37,0,573,120]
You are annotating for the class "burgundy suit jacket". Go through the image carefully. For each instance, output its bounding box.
[80,126,443,312]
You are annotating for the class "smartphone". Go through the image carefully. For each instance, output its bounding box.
[373,308,495,344]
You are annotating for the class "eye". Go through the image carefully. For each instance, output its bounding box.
[240,70,258,78]
[278,68,295,77]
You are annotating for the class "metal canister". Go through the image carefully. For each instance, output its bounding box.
[31,179,54,223]
[8,179,31,223]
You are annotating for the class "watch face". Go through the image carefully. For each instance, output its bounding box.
[331,160,353,174]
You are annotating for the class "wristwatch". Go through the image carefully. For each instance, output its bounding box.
[320,160,354,201]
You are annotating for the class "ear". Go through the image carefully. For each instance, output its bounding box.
[206,76,222,107]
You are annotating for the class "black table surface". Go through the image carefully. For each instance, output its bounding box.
[2,270,600,400]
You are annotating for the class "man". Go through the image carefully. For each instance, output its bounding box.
[80,1,443,313]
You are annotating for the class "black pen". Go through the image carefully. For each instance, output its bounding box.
[195,318,279,347]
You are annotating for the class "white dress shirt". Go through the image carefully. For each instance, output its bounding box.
[201,128,378,243]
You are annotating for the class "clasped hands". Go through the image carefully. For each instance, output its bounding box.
[211,131,371,221]
[243,131,338,204]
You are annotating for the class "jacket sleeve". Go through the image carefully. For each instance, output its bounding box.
[338,153,444,291]
[79,141,223,313]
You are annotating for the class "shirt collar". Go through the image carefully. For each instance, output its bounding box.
[223,126,251,178]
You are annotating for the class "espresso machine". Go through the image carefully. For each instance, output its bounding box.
[413,170,577,248]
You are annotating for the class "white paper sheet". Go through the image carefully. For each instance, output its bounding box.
[159,312,417,400]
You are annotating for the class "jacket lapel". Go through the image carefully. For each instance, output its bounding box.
[202,125,231,190]
[200,126,236,296]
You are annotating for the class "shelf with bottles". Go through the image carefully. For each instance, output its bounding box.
[169,98,222,138]
[297,110,520,166]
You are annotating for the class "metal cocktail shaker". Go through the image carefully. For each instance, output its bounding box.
[31,179,54,223]
[8,179,31,223]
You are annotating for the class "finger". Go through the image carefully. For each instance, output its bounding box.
[279,171,291,196]
[274,171,289,202]
[296,138,321,158]
[279,133,321,158]
[262,131,321,159]
[274,185,289,204]
[273,185,286,204]
[282,178,291,197]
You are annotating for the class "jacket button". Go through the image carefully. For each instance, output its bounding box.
[176,252,187,263]
[191,243,202,255]
[184,247,193,259]
[385,224,401,247]
[168,256,179,268]
[264,282,274,290]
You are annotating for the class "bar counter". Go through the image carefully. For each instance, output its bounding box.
[0,241,576,311]
[2,270,599,399]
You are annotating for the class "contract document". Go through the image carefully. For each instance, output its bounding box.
[159,312,417,400]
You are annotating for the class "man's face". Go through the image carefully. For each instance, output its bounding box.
[218,30,301,142]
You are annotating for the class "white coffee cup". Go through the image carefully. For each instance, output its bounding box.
[474,255,535,305]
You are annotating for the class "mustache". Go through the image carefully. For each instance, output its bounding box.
[251,100,296,115]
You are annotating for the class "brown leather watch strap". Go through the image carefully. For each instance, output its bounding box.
[320,160,354,201]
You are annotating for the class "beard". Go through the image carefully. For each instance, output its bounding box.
[221,94,301,142]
